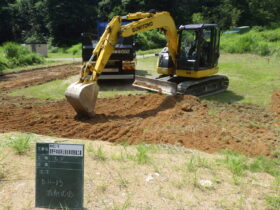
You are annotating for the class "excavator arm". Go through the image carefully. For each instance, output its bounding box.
[65,11,178,116]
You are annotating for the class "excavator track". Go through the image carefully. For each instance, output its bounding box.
[133,75,229,97]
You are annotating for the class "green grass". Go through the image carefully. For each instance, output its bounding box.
[87,145,106,161]
[204,53,280,106]
[47,52,81,59]
[218,150,280,177]
[2,60,72,74]
[249,156,280,177]
[9,79,70,100]
[127,144,151,164]
[186,155,210,172]
[137,48,162,55]
[136,56,158,76]
[265,177,280,209]
[218,150,248,177]
[265,195,280,209]
[7,134,32,155]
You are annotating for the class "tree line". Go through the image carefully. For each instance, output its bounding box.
[1,0,279,46]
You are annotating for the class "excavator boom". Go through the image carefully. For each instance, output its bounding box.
[65,11,179,116]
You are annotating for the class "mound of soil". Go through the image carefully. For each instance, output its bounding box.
[0,94,278,157]
[0,64,80,92]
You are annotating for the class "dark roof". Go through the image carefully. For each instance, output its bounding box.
[179,24,218,30]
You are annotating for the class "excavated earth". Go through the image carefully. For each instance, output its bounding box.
[0,64,279,157]
[0,93,279,157]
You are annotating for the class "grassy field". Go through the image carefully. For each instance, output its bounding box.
[205,53,279,106]
[8,52,280,107]
[0,132,279,209]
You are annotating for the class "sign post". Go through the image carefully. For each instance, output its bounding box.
[36,143,84,209]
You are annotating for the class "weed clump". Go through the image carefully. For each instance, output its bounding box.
[249,156,280,177]
[8,134,32,155]
[134,144,151,164]
[126,143,151,164]
[186,155,210,172]
[87,145,106,161]
[219,149,280,177]
[219,150,248,177]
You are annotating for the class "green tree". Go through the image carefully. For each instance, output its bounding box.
[246,0,280,26]
[0,0,15,43]
[192,13,204,24]
[46,0,98,46]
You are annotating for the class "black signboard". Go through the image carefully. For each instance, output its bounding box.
[36,143,84,209]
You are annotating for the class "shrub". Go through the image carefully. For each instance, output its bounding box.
[48,45,59,53]
[221,27,280,57]
[2,42,30,58]
[1,42,45,69]
[67,43,82,56]
[18,53,45,66]
[0,57,8,72]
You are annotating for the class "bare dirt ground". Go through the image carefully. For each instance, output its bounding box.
[0,94,278,157]
[0,64,80,92]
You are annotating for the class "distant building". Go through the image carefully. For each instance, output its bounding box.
[25,43,48,57]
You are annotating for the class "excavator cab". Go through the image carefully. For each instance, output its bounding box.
[157,24,220,77]
[149,23,227,96]
[177,24,220,71]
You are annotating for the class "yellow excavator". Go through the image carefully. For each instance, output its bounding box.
[65,11,228,116]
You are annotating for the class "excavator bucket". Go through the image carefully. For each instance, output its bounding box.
[65,82,99,116]
[133,75,177,95]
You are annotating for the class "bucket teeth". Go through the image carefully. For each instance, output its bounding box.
[65,82,99,116]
